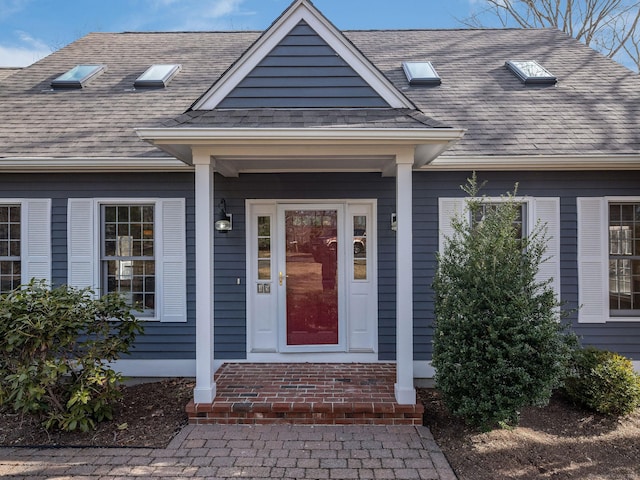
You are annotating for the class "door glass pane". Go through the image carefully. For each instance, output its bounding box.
[353,215,367,280]
[257,216,271,280]
[285,209,338,346]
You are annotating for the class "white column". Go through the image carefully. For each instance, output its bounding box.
[395,154,416,405]
[193,149,216,403]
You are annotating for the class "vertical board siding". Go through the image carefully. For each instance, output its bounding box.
[0,173,195,360]
[218,21,389,108]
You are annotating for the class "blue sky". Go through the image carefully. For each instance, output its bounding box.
[0,0,484,67]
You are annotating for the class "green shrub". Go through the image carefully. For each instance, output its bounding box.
[0,281,143,431]
[565,347,640,416]
[432,176,576,431]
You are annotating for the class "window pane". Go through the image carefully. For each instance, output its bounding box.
[0,260,20,293]
[9,241,20,257]
[353,215,367,280]
[257,216,271,281]
[258,259,271,281]
[102,204,155,316]
[258,216,270,237]
[9,206,20,223]
[0,204,20,294]
[104,206,116,222]
[117,206,129,222]
[104,259,155,317]
[609,203,640,314]
[130,206,142,223]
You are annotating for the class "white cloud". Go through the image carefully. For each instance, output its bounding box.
[208,0,244,18]
[0,44,48,67]
[133,0,254,31]
[0,31,50,67]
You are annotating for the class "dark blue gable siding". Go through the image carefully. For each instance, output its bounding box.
[218,21,389,108]
[0,172,196,361]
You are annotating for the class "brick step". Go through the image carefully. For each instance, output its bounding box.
[186,363,424,425]
[186,399,423,425]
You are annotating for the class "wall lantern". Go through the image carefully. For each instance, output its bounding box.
[391,213,397,232]
[215,199,232,232]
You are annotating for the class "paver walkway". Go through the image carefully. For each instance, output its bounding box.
[0,425,457,479]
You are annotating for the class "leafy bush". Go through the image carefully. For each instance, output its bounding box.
[0,281,143,431]
[432,177,576,431]
[565,347,640,416]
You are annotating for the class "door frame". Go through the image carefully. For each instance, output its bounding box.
[246,199,378,358]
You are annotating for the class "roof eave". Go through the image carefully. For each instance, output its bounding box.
[425,154,640,170]
[135,127,466,166]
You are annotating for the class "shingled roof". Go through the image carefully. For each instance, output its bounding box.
[0,27,638,161]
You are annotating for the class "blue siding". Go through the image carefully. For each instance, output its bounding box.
[213,173,396,360]
[0,173,196,361]
[413,170,640,362]
[3,170,640,365]
[218,21,389,108]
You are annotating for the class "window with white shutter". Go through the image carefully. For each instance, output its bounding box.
[439,196,560,299]
[68,198,186,322]
[578,197,640,323]
[0,199,51,293]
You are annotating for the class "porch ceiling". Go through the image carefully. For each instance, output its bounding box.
[135,127,466,177]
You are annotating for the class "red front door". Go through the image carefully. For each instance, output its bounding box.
[284,209,339,346]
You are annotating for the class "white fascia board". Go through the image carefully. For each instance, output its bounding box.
[0,157,193,172]
[136,127,466,144]
[192,0,413,110]
[426,154,640,170]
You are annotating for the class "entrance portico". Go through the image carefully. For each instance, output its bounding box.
[137,126,464,407]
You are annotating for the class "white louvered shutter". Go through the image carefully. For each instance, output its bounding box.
[438,198,466,253]
[533,198,561,299]
[67,199,97,293]
[22,199,52,285]
[158,199,187,323]
[577,197,608,323]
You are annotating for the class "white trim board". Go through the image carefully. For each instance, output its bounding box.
[0,157,192,172]
[109,359,196,377]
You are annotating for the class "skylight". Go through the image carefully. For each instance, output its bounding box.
[51,64,106,89]
[402,61,441,86]
[505,60,557,85]
[134,64,182,88]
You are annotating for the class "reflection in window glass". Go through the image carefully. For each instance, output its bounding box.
[609,203,640,315]
[257,216,271,280]
[353,215,367,280]
[102,205,155,317]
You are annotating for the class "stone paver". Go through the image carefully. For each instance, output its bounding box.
[0,425,457,479]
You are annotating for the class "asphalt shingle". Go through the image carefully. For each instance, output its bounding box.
[0,28,638,160]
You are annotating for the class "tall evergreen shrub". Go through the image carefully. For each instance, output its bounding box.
[432,177,576,430]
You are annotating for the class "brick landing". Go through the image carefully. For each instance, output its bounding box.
[186,363,424,425]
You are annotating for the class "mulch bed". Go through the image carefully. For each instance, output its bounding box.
[2,379,640,480]
[0,378,193,448]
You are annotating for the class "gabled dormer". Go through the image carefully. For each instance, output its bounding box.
[193,0,412,110]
